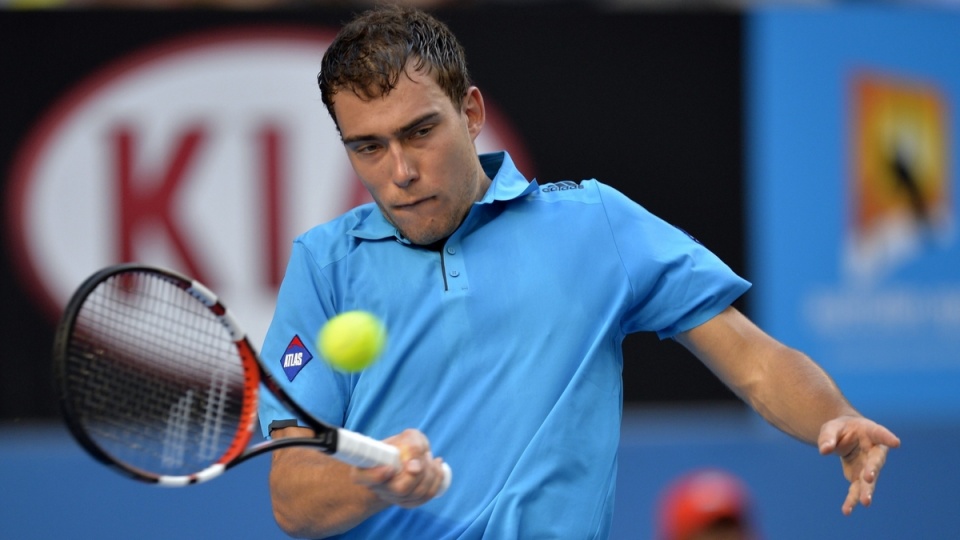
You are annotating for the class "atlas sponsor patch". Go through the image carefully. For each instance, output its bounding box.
[280,335,313,382]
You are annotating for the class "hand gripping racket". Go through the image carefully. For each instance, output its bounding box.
[52,263,452,492]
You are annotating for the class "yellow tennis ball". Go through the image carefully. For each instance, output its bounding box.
[317,311,387,372]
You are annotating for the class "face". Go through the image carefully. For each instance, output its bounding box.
[332,65,488,245]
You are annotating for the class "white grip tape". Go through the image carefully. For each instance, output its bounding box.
[335,429,401,469]
[335,429,453,497]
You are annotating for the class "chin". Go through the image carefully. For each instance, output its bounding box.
[406,229,449,246]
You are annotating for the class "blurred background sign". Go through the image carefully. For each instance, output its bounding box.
[6,25,527,352]
[748,7,960,420]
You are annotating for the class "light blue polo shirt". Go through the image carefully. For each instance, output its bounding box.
[258,151,750,539]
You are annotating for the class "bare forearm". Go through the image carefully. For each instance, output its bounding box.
[269,445,388,538]
[741,343,859,444]
[678,307,859,445]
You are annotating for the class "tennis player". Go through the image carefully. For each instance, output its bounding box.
[257,5,900,538]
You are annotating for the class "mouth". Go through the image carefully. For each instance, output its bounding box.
[394,196,434,210]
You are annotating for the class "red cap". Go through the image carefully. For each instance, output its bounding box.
[656,469,753,540]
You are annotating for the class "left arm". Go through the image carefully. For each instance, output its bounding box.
[675,306,901,514]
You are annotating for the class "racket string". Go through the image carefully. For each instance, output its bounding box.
[64,271,249,476]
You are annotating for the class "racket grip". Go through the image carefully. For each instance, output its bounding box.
[335,428,453,497]
[335,428,401,469]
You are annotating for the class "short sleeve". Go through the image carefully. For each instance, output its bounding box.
[257,239,353,438]
[596,183,751,339]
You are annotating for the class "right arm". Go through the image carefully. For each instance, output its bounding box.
[268,426,447,538]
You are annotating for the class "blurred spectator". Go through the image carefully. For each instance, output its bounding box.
[656,468,758,540]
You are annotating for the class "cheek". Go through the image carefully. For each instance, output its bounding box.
[350,159,389,193]
[434,137,477,179]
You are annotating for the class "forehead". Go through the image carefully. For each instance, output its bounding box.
[333,68,455,137]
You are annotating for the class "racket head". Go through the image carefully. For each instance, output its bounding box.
[52,264,260,486]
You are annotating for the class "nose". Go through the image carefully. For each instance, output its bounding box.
[388,144,417,188]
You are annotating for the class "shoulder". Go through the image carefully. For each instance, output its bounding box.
[293,204,381,264]
[531,178,605,203]
[531,179,646,216]
[297,205,367,237]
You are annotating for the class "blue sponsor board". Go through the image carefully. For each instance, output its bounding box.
[747,6,960,418]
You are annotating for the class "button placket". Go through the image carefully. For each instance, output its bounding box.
[442,242,468,290]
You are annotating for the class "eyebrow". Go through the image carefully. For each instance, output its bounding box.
[341,112,442,146]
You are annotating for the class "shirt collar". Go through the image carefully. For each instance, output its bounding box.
[478,151,540,203]
[348,151,537,241]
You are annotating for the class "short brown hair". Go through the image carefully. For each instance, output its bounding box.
[318,5,472,130]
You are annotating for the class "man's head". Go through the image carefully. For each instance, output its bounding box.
[318,6,489,246]
[318,4,472,130]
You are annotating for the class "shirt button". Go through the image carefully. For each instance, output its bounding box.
[449,270,460,278]
[446,246,457,255]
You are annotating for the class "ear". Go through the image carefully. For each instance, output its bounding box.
[462,86,486,141]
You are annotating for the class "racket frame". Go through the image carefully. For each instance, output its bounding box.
[52,264,409,487]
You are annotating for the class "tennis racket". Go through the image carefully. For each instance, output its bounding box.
[52,263,452,493]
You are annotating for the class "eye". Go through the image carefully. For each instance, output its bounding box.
[410,125,434,139]
[352,143,381,155]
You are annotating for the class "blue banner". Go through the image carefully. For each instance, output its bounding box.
[748,6,960,418]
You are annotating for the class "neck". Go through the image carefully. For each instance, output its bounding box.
[474,172,492,202]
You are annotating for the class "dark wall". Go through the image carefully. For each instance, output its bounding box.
[0,5,743,420]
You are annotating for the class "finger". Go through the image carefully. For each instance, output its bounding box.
[394,429,432,461]
[871,425,902,449]
[844,449,888,514]
[834,431,861,462]
[387,457,448,507]
[381,458,431,500]
[857,466,878,509]
[842,478,860,516]
[859,477,875,509]
[390,449,433,496]
[388,461,422,490]
[861,444,889,484]
[351,464,397,487]
[403,456,424,475]
[819,440,836,455]
[424,457,446,496]
[818,422,840,455]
